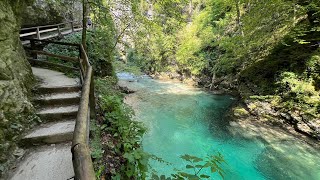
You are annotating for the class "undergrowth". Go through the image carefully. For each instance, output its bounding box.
[45,30,115,77]
[91,77,149,179]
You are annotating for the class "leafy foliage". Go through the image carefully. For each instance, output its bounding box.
[124,0,320,126]
[276,71,320,118]
[151,153,226,180]
[45,29,115,77]
[92,77,149,179]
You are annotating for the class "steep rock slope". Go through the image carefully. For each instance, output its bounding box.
[0,0,35,173]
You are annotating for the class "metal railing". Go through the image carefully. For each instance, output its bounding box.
[22,38,96,180]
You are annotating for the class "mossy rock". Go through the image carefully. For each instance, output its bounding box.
[233,107,250,117]
[0,0,36,176]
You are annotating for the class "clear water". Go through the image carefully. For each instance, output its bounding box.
[119,74,320,180]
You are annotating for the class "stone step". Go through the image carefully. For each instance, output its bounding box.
[28,58,79,72]
[37,105,78,121]
[8,144,74,180]
[32,67,79,88]
[34,92,81,107]
[20,121,75,146]
[34,85,82,95]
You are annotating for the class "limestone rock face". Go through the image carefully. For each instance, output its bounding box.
[0,0,34,167]
[21,0,83,27]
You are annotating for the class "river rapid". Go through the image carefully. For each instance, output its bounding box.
[117,73,320,180]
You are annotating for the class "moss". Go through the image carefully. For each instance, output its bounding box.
[247,103,257,111]
[0,0,36,176]
[233,107,249,117]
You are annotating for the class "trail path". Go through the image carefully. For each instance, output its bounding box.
[8,67,81,180]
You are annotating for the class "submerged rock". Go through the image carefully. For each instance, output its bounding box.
[116,72,137,82]
[117,80,138,93]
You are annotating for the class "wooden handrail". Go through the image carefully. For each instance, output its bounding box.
[29,50,79,61]
[23,38,80,46]
[20,21,82,40]
[24,39,96,180]
[20,21,80,31]
[72,44,96,180]
[72,66,95,180]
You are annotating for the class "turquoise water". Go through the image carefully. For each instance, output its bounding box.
[119,74,320,180]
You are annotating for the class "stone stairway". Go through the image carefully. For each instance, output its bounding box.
[8,67,81,180]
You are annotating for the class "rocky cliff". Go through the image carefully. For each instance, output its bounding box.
[21,0,82,27]
[0,0,35,172]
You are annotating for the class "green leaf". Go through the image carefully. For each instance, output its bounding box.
[192,157,203,163]
[200,174,210,178]
[178,172,199,179]
[100,124,107,130]
[203,162,211,168]
[186,165,194,169]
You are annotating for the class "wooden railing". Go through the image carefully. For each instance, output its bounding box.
[23,39,96,180]
[20,21,82,40]
[72,43,96,180]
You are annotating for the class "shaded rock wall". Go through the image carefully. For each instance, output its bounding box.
[0,0,35,169]
[21,0,82,27]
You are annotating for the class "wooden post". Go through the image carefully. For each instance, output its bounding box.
[79,45,82,59]
[36,27,40,39]
[89,72,96,119]
[58,25,62,37]
[79,58,84,84]
[82,0,88,52]
[30,39,37,59]
[71,21,75,32]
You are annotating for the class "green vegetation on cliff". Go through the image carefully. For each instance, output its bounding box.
[121,0,320,139]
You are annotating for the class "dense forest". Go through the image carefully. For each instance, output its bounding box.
[90,0,320,138]
[63,0,320,178]
[0,0,320,179]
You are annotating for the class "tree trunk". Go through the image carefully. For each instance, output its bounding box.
[235,0,244,36]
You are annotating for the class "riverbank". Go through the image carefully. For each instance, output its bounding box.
[119,74,319,149]
[117,74,320,179]
[136,70,320,142]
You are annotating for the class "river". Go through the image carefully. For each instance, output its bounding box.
[117,73,320,180]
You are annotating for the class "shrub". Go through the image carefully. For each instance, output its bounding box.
[45,29,115,77]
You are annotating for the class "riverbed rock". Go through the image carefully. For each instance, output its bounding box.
[296,122,314,135]
[233,107,250,118]
[117,80,137,93]
[240,97,320,141]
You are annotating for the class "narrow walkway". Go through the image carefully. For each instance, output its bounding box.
[8,67,81,180]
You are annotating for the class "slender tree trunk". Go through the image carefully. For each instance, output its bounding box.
[235,0,244,36]
[188,0,193,22]
[82,0,88,52]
